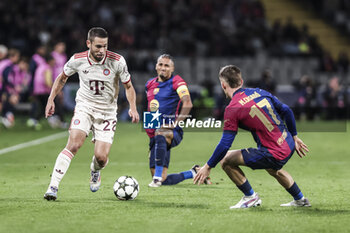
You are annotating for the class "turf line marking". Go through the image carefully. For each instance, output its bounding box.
[0,131,67,155]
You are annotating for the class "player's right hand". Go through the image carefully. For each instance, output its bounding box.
[45,99,55,118]
[193,164,211,186]
[293,136,309,158]
[128,109,139,123]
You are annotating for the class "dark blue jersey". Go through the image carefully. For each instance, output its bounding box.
[145,75,188,138]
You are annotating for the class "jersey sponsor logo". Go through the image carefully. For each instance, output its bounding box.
[149,99,159,112]
[239,92,261,106]
[103,69,110,76]
[277,130,288,145]
[153,88,159,95]
[74,119,80,125]
[89,80,105,95]
[83,70,89,74]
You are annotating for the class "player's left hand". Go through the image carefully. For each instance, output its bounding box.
[293,136,309,158]
[193,164,211,186]
[128,109,139,123]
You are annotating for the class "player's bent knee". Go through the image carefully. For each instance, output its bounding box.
[221,150,243,169]
[155,129,172,137]
[67,134,86,154]
[95,156,107,167]
[220,157,236,170]
[66,142,83,154]
[154,134,166,141]
[155,131,167,138]
[220,157,229,169]
[266,169,278,177]
[155,130,173,145]
[154,129,162,135]
[94,150,108,164]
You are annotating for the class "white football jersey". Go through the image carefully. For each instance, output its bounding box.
[63,50,131,113]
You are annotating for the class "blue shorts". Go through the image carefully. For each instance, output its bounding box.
[149,128,183,168]
[241,148,293,170]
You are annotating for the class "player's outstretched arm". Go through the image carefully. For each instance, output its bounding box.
[123,81,139,123]
[45,72,69,118]
[293,135,309,158]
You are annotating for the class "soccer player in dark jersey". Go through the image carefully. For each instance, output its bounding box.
[194,65,310,208]
[145,54,210,187]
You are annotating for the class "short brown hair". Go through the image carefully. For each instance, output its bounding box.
[219,65,242,88]
[87,27,108,42]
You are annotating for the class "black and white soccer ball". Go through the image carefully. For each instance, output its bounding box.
[113,176,139,201]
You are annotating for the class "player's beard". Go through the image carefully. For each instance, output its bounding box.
[159,74,171,81]
[91,51,104,62]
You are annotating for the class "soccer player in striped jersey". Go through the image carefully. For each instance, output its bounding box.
[194,65,310,208]
[145,54,210,187]
[44,27,139,200]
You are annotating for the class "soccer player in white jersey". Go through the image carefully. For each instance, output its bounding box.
[44,27,139,201]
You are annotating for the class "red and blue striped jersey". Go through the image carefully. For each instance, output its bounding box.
[145,75,187,138]
[224,88,295,160]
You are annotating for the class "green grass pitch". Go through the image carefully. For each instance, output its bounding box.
[0,122,349,233]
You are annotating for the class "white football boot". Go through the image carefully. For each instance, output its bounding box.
[148,179,162,188]
[44,186,58,201]
[280,197,311,207]
[230,192,262,209]
[90,170,101,192]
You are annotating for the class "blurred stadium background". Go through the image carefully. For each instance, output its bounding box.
[0,0,349,128]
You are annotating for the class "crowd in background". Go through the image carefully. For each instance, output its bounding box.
[1,40,347,130]
[0,0,349,129]
[296,0,350,38]
[0,42,67,129]
[1,0,349,69]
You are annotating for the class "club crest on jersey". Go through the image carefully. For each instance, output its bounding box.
[73,119,80,125]
[149,99,159,112]
[153,88,159,95]
[103,69,110,76]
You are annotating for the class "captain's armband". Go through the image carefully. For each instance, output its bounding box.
[176,85,190,99]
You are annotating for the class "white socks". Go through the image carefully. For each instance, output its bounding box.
[47,148,74,191]
[90,156,108,172]
[46,153,109,193]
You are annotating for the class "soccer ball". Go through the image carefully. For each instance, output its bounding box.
[113,176,139,200]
